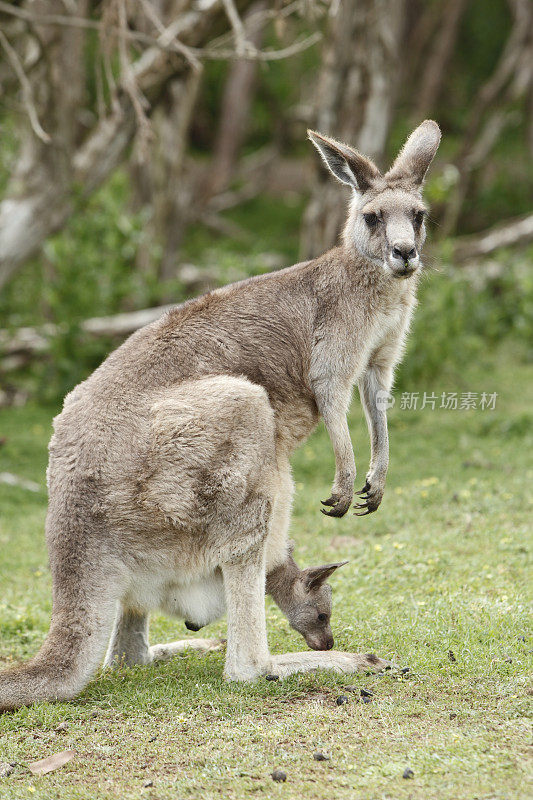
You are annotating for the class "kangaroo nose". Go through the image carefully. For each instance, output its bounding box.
[392,244,416,261]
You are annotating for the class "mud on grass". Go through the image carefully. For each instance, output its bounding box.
[0,348,531,799]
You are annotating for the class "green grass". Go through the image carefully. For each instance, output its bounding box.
[0,347,531,799]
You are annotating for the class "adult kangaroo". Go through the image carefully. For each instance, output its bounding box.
[0,120,440,710]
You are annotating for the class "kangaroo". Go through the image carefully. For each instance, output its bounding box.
[0,120,440,710]
[182,545,346,653]
[106,546,347,667]
[265,548,348,652]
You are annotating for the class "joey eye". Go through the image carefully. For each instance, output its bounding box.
[317,613,328,623]
[414,210,425,227]
[363,212,380,229]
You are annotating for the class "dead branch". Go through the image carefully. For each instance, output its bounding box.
[0,29,50,142]
[192,31,322,61]
[222,0,254,57]
[0,306,174,361]
[0,0,320,64]
[453,213,533,262]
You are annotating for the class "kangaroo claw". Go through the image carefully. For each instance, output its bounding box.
[321,505,348,518]
[321,497,337,507]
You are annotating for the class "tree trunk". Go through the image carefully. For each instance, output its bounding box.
[413,0,467,118]
[300,0,405,260]
[130,69,203,282]
[206,1,266,198]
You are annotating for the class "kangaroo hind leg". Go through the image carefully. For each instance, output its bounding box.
[104,607,151,668]
[104,608,224,667]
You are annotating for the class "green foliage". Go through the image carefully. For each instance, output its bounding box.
[0,173,162,401]
[397,249,533,391]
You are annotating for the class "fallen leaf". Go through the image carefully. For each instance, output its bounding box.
[28,750,75,776]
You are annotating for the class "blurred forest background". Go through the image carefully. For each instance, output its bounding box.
[0,0,532,405]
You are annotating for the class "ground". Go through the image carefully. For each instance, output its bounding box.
[0,347,531,800]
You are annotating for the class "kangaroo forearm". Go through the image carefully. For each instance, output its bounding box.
[316,392,356,516]
[328,418,356,491]
[370,414,389,478]
[313,384,355,485]
[360,368,390,472]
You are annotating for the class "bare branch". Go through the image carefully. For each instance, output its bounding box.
[0,306,174,360]
[222,0,256,57]
[0,0,201,65]
[193,31,322,61]
[453,213,533,262]
[116,0,152,156]
[0,0,319,64]
[0,29,50,143]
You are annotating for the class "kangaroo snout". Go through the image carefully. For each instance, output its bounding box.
[306,632,334,651]
[389,240,419,277]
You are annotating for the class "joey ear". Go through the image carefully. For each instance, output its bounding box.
[308,130,380,193]
[387,119,441,185]
[302,560,349,591]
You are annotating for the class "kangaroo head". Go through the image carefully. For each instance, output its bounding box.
[285,560,348,651]
[308,120,441,278]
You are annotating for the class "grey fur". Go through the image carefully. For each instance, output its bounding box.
[0,121,440,710]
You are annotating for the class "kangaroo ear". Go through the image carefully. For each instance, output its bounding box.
[387,119,441,186]
[308,130,380,193]
[302,560,349,591]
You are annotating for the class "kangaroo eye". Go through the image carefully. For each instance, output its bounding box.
[317,613,328,623]
[363,212,380,229]
[414,210,425,227]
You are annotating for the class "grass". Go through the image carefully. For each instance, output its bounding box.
[0,346,531,799]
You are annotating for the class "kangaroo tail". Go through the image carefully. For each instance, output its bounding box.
[0,569,121,712]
